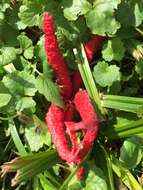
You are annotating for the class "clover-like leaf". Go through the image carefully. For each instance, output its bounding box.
[93,61,120,87]
[0,47,17,65]
[16,97,36,112]
[84,163,108,190]
[63,0,91,21]
[85,0,121,36]
[3,71,37,96]
[102,37,125,61]
[25,115,51,152]
[120,136,143,169]
[17,33,34,59]
[18,1,41,28]
[116,0,143,27]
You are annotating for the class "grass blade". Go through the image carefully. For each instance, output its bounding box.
[1,150,60,186]
[73,44,105,117]
[111,156,143,190]
[9,120,27,156]
[95,143,115,190]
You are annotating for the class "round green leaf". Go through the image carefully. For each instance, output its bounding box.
[93,61,120,87]
[3,71,37,96]
[85,0,121,36]
[102,37,125,61]
[84,164,108,190]
[63,0,91,21]
[120,136,143,169]
[0,47,17,65]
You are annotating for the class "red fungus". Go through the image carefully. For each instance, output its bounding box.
[43,13,100,178]
[72,70,83,95]
[46,91,99,164]
[84,35,105,61]
[45,103,72,162]
[43,12,72,99]
[65,90,99,163]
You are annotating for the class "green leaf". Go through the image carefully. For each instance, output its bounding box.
[18,1,42,28]
[9,120,27,156]
[93,61,120,87]
[24,46,34,59]
[102,37,125,61]
[120,136,143,169]
[35,75,64,108]
[68,181,83,190]
[111,156,143,190]
[17,33,34,59]
[0,47,17,65]
[0,3,10,12]
[0,81,9,93]
[0,81,15,115]
[17,33,32,50]
[0,3,10,23]
[0,93,12,108]
[116,1,143,27]
[0,18,19,48]
[74,44,105,116]
[25,115,51,152]
[16,97,36,112]
[3,71,37,96]
[36,36,47,63]
[131,0,143,26]
[85,0,121,36]
[39,174,57,190]
[84,163,108,190]
[36,36,53,78]
[63,0,91,21]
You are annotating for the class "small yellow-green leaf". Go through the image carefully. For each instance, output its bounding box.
[0,93,12,108]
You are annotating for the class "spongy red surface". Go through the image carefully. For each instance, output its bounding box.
[43,13,72,99]
[46,91,99,164]
[84,35,105,61]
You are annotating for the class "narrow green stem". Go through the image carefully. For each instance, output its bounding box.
[113,118,143,132]
[0,114,18,121]
[73,44,105,118]
[45,171,61,188]
[105,118,143,139]
[136,28,143,36]
[39,174,57,190]
[102,100,142,114]
[103,95,143,104]
[59,165,81,190]
[59,150,90,190]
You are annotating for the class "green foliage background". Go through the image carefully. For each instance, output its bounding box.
[0,0,143,190]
